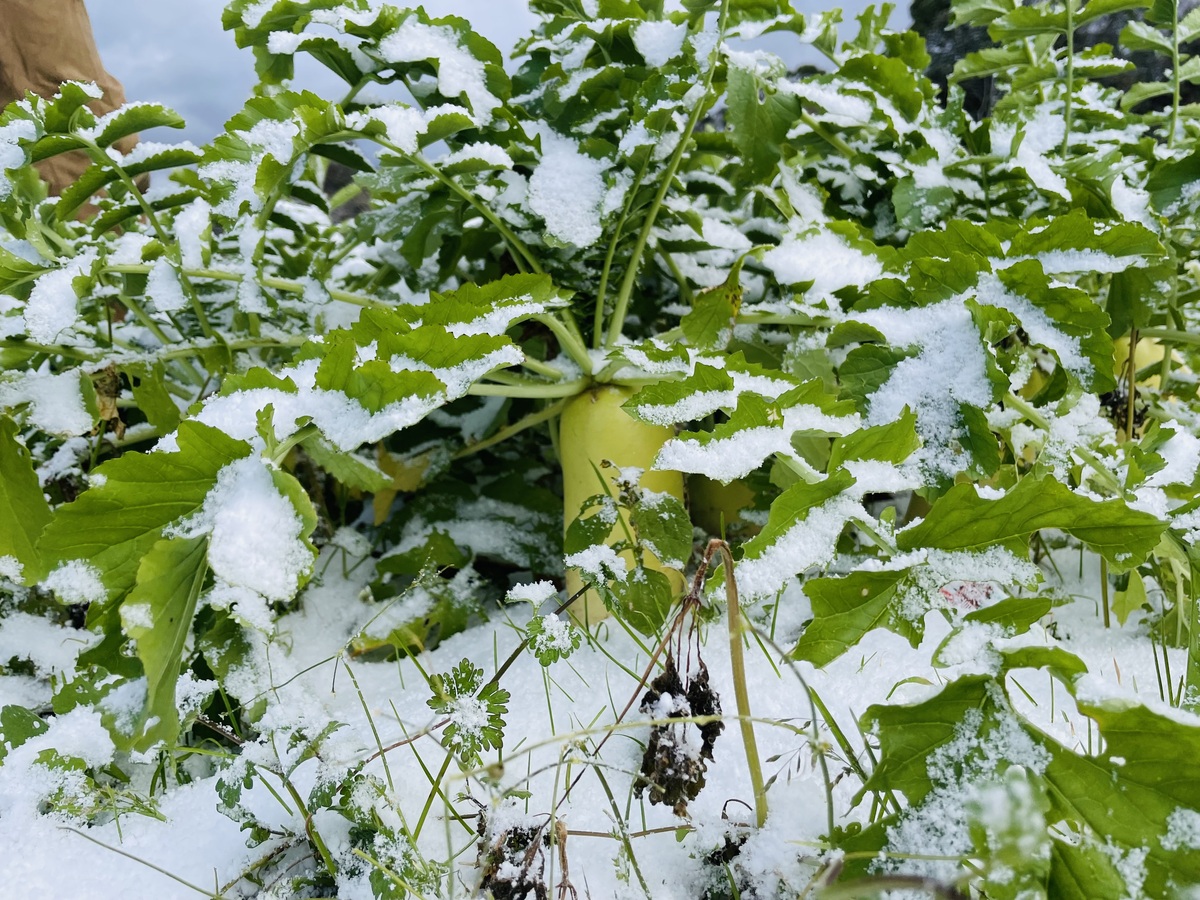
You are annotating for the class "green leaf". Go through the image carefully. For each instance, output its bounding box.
[124,363,182,433]
[0,244,48,291]
[37,422,252,600]
[839,345,913,412]
[682,266,743,350]
[611,565,675,636]
[725,58,801,181]
[1119,19,1174,54]
[1049,839,1129,900]
[795,569,918,667]
[93,103,185,149]
[0,705,49,762]
[565,494,622,555]
[39,82,100,136]
[967,766,1052,898]
[624,364,736,425]
[863,674,996,803]
[427,658,509,765]
[1111,567,1148,625]
[829,409,920,469]
[1120,79,1174,112]
[119,536,208,750]
[0,417,52,579]
[663,384,856,482]
[964,595,1056,632]
[300,436,390,493]
[1078,0,1149,25]
[526,614,582,666]
[950,0,1018,28]
[632,492,692,568]
[421,274,561,334]
[1146,151,1200,214]
[1043,689,1200,894]
[897,478,1165,569]
[990,4,1068,39]
[742,468,857,563]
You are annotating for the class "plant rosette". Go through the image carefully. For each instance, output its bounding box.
[2,0,1200,896]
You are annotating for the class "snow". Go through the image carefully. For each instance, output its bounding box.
[174,199,211,271]
[378,20,499,126]
[736,494,861,601]
[42,561,107,605]
[527,129,607,248]
[146,257,187,314]
[506,580,559,606]
[346,104,426,154]
[564,544,628,581]
[0,369,94,436]
[762,230,883,299]
[1164,808,1200,851]
[994,105,1069,199]
[855,297,994,479]
[974,273,1087,377]
[1147,427,1200,487]
[23,253,95,344]
[0,556,21,581]
[441,141,513,169]
[0,537,1194,900]
[656,403,860,482]
[633,20,687,67]
[171,456,313,603]
[0,119,35,199]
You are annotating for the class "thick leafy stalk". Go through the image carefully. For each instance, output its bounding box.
[1171,0,1182,147]
[603,0,729,348]
[1062,0,1076,154]
[107,263,384,308]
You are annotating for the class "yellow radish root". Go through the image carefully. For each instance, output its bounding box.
[560,385,685,625]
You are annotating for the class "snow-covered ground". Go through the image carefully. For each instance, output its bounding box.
[0,541,1187,897]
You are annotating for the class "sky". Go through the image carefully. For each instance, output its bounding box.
[88,0,910,147]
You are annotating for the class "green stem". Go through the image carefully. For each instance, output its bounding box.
[714,541,768,828]
[156,334,308,360]
[283,778,337,875]
[106,264,384,308]
[1063,0,1076,155]
[657,244,694,306]
[521,356,567,380]
[454,399,568,460]
[800,109,855,158]
[469,378,589,399]
[1124,327,1138,443]
[591,766,652,900]
[534,313,593,373]
[0,339,102,361]
[593,157,651,348]
[391,141,542,275]
[81,140,216,340]
[1101,558,1111,629]
[603,0,729,348]
[412,750,455,840]
[1187,559,1200,710]
[1170,6,1181,148]
[270,423,319,465]
[1137,326,1200,347]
